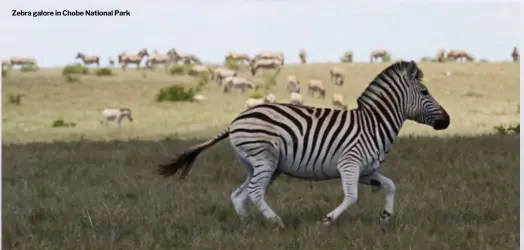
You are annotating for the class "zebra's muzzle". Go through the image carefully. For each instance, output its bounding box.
[432,107,450,130]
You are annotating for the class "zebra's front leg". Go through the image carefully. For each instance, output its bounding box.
[322,162,360,225]
[359,172,396,231]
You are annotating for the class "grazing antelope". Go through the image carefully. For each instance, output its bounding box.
[76,53,100,67]
[287,75,301,93]
[225,52,251,64]
[289,92,304,106]
[211,67,238,84]
[119,49,149,71]
[167,49,202,64]
[446,50,474,62]
[332,93,348,110]
[341,50,354,63]
[187,65,214,77]
[108,57,115,67]
[223,76,259,94]
[329,67,345,86]
[436,49,446,63]
[146,50,172,71]
[253,51,285,64]
[370,50,389,63]
[299,49,307,64]
[100,108,133,127]
[308,79,326,99]
[511,47,519,62]
[9,57,37,69]
[250,58,282,76]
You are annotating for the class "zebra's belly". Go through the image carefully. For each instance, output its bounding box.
[277,159,341,181]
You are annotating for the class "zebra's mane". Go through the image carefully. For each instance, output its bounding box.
[357,60,424,108]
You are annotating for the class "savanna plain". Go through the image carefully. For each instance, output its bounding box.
[2,62,520,249]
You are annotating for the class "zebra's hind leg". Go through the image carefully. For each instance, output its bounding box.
[239,148,283,228]
[359,172,396,231]
[231,177,251,221]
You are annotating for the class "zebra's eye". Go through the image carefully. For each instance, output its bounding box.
[421,90,429,96]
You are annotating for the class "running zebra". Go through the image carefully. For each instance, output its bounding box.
[158,61,450,229]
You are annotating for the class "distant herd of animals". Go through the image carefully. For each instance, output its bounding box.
[1,47,520,72]
[3,47,519,129]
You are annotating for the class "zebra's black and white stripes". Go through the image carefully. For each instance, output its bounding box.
[158,60,450,230]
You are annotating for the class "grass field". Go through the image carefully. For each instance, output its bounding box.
[2,62,520,249]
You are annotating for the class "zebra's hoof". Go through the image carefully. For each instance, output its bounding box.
[322,215,333,226]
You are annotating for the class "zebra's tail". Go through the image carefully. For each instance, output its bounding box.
[157,129,230,179]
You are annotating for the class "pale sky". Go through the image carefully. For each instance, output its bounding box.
[1,1,520,67]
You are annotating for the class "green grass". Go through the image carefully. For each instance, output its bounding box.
[2,135,519,249]
[1,62,520,249]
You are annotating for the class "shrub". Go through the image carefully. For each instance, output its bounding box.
[169,65,186,75]
[52,119,76,128]
[63,63,88,75]
[20,65,39,72]
[382,53,391,62]
[95,67,113,76]
[420,56,434,62]
[7,93,23,105]
[493,104,519,135]
[224,58,240,70]
[155,85,195,102]
[340,55,353,63]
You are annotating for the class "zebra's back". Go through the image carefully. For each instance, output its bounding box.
[229,103,362,180]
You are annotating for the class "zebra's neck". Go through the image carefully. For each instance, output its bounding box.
[357,100,406,153]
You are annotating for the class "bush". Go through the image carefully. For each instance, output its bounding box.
[7,93,23,105]
[224,58,240,70]
[52,119,76,128]
[169,65,186,75]
[95,67,113,76]
[382,53,391,62]
[20,65,39,72]
[63,63,88,75]
[493,104,519,135]
[155,85,195,102]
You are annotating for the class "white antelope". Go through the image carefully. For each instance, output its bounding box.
[146,50,172,71]
[329,67,345,86]
[223,76,259,94]
[308,79,326,99]
[211,67,238,84]
[119,49,149,71]
[250,58,282,76]
[332,93,348,110]
[9,57,37,68]
[290,92,304,106]
[287,75,301,93]
[100,108,133,127]
[76,53,100,67]
[168,49,202,64]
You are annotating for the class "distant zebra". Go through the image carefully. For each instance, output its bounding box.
[158,61,450,230]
